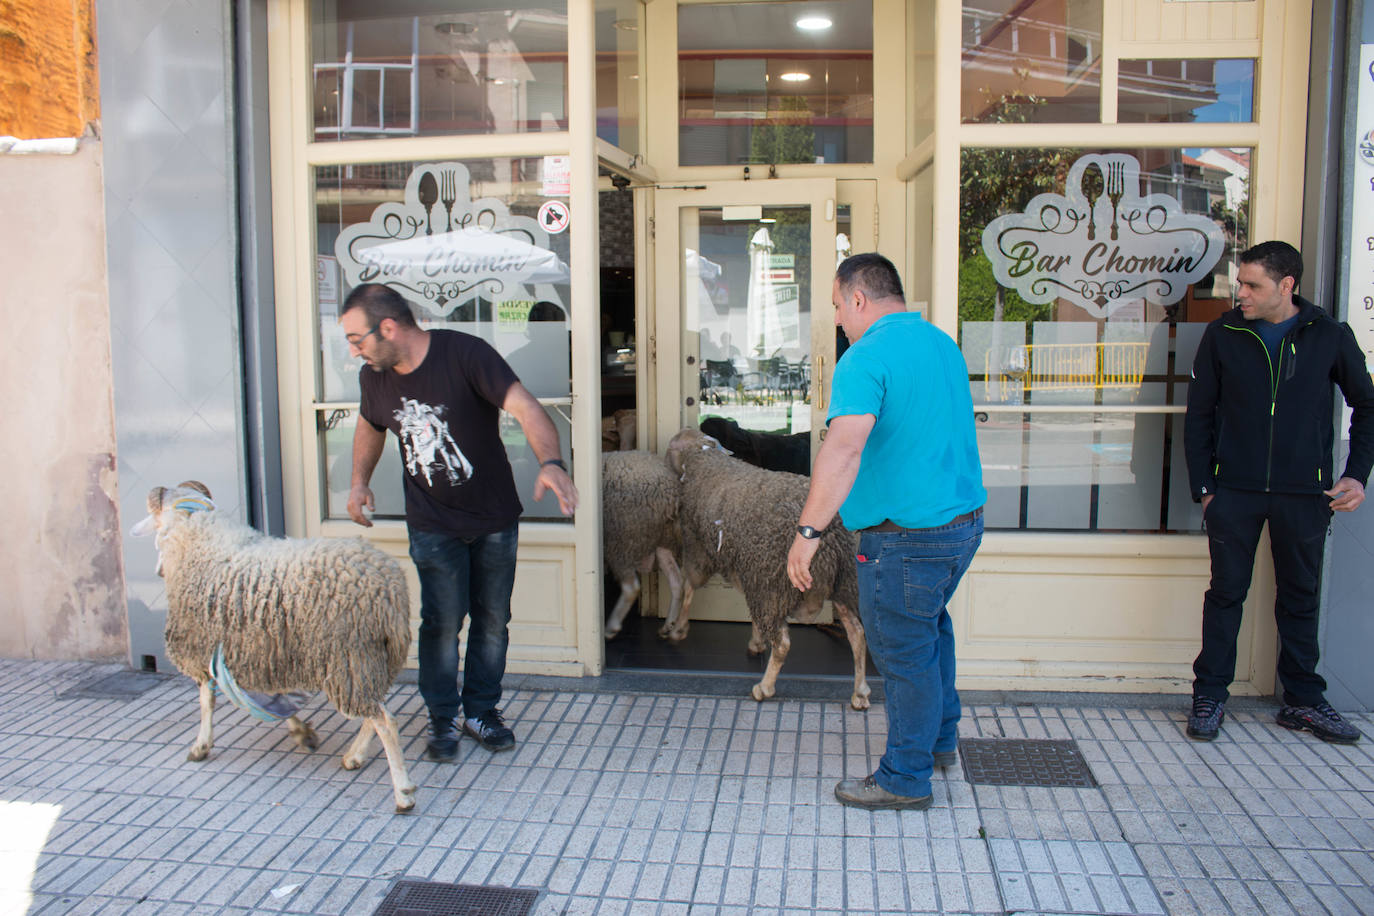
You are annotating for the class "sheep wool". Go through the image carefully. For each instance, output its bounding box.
[602,450,685,640]
[667,429,870,709]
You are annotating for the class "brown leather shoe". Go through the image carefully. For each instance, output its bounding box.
[834,775,933,810]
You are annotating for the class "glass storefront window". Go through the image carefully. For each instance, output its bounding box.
[958,146,1251,532]
[596,0,640,154]
[314,157,574,520]
[1118,59,1255,123]
[678,1,873,166]
[311,1,568,140]
[961,0,1102,124]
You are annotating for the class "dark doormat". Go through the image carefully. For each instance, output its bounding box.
[59,670,170,700]
[959,738,1098,788]
[373,880,539,916]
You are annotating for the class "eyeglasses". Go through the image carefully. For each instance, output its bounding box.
[346,325,381,348]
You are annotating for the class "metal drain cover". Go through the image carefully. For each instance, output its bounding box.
[59,670,169,700]
[959,738,1098,788]
[374,880,538,916]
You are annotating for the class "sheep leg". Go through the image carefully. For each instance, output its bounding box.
[370,708,417,813]
[656,549,688,641]
[751,623,791,702]
[661,578,696,642]
[286,715,319,750]
[187,680,215,762]
[605,573,641,640]
[747,621,767,656]
[341,719,375,770]
[833,601,872,711]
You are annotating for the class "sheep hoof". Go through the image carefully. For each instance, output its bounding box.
[604,626,621,641]
[291,724,320,751]
[850,694,871,711]
[394,797,416,814]
[751,683,774,702]
[341,755,363,771]
[187,745,210,762]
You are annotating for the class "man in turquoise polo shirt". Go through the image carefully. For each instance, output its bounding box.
[787,253,986,810]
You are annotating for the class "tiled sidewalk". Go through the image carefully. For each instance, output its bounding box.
[1,658,1371,915]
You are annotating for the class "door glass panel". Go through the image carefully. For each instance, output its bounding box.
[685,205,813,475]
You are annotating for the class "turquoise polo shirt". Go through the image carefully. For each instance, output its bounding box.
[828,312,986,530]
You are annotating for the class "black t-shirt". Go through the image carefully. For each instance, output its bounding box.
[360,330,522,535]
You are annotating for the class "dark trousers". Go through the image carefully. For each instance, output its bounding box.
[1194,487,1331,706]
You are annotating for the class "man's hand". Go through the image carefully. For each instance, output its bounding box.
[535,463,579,516]
[347,484,375,527]
[1201,494,1214,515]
[787,533,820,591]
[1325,477,1365,512]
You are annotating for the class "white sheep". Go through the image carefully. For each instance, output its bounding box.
[133,481,417,813]
[666,429,871,710]
[602,450,685,640]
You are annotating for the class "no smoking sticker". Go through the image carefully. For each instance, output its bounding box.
[538,200,570,234]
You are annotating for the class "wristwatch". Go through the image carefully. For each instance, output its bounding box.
[541,458,567,471]
[796,524,823,539]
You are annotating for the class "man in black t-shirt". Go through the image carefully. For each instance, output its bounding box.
[342,283,578,761]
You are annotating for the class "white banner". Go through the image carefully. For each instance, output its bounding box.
[1348,46,1374,365]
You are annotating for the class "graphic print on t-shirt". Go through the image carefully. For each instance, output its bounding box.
[395,397,474,486]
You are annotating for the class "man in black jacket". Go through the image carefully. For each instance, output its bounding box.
[1184,240,1374,744]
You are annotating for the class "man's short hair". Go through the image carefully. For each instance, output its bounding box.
[1239,241,1303,292]
[341,283,419,329]
[836,252,904,301]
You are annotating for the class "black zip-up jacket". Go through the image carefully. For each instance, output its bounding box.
[1185,296,1374,500]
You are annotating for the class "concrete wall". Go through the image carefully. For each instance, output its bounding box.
[0,142,127,659]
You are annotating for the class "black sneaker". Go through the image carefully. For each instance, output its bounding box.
[1186,695,1225,741]
[464,708,515,752]
[427,716,460,762]
[1276,702,1362,744]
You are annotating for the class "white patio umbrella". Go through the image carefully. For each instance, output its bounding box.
[745,226,776,358]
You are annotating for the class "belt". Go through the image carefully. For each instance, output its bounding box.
[861,507,982,534]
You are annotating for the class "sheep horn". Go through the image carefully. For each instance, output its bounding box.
[178,480,213,499]
[147,486,168,515]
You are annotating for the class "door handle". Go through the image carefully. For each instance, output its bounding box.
[815,355,826,409]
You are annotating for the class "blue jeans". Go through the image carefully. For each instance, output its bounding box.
[856,511,983,798]
[408,523,519,721]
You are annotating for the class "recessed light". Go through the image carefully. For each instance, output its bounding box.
[759,218,777,223]
[779,72,811,82]
[796,16,832,31]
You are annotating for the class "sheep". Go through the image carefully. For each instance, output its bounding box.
[602,450,685,640]
[132,481,418,813]
[666,428,871,710]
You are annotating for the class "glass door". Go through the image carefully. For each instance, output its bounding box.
[653,179,837,623]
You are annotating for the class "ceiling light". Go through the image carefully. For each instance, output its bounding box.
[779,72,811,82]
[759,218,777,223]
[612,18,637,31]
[796,16,832,31]
[434,21,475,35]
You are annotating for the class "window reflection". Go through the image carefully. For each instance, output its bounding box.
[311,1,568,140]
[314,158,574,521]
[961,0,1102,123]
[596,0,640,154]
[678,1,873,165]
[958,147,1250,532]
[1118,59,1255,124]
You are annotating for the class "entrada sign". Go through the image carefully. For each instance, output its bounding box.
[981,153,1226,319]
[334,162,570,318]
